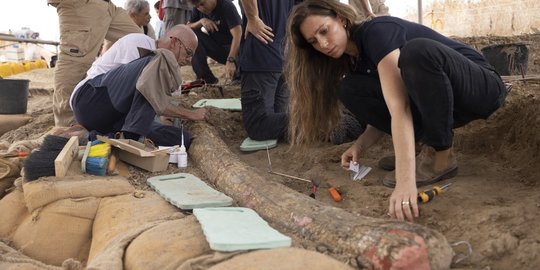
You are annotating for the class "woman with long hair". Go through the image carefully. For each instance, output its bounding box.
[285,0,506,221]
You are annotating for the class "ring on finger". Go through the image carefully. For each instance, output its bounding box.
[401,200,410,206]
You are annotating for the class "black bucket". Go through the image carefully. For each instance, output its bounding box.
[0,79,29,114]
[481,43,528,76]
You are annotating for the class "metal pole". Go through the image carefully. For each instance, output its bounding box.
[418,0,423,24]
[0,35,59,46]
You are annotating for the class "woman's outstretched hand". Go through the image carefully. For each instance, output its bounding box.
[341,142,362,169]
[389,182,419,222]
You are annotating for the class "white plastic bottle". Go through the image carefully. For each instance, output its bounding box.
[177,145,187,168]
[177,125,188,168]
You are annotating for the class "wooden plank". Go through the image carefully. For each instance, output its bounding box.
[54,136,79,177]
[80,141,91,173]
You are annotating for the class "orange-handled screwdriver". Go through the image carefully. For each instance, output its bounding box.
[2,152,30,158]
[417,183,452,203]
[328,187,342,202]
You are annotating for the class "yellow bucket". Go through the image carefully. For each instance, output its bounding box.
[0,63,13,77]
[35,59,48,69]
[10,62,25,74]
[22,61,34,71]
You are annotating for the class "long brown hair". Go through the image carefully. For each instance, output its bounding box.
[285,0,358,146]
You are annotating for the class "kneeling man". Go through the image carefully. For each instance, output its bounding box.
[71,25,207,148]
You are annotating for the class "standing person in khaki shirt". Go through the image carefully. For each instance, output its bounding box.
[163,0,193,31]
[48,0,141,127]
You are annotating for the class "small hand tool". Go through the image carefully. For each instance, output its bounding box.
[309,178,321,198]
[1,152,29,158]
[265,146,311,183]
[180,79,206,93]
[266,146,319,198]
[417,183,452,203]
[348,162,371,181]
[328,187,342,202]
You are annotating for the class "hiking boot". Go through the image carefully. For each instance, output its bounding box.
[382,145,458,188]
[377,142,422,171]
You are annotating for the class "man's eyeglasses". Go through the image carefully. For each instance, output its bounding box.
[170,36,194,57]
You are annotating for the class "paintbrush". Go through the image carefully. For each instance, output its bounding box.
[23,135,71,181]
[83,140,110,176]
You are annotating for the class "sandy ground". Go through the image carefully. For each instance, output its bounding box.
[2,57,539,269]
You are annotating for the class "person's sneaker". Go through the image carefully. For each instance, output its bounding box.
[382,145,458,188]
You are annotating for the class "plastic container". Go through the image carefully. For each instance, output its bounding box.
[0,63,13,77]
[10,62,25,75]
[22,62,34,71]
[177,145,188,168]
[0,79,29,114]
[35,59,48,69]
[481,43,528,76]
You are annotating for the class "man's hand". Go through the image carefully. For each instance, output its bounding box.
[187,108,208,121]
[245,16,274,44]
[200,18,218,32]
[224,61,236,80]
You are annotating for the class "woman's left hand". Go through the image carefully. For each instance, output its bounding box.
[389,181,419,222]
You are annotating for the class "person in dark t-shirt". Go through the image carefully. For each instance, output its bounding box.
[236,0,300,141]
[285,0,507,222]
[188,0,242,83]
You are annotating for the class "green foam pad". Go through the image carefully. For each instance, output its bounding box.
[192,98,242,111]
[147,173,233,210]
[193,207,291,251]
[240,137,277,152]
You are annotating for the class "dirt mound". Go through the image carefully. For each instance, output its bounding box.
[455,80,540,182]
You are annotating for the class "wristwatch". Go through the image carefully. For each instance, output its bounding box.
[226,56,236,64]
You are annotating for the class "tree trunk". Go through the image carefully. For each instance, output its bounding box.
[189,122,452,269]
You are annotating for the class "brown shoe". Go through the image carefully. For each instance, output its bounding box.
[377,142,423,171]
[382,145,458,188]
[378,155,396,171]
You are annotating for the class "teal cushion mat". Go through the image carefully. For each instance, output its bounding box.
[192,98,242,111]
[240,137,277,152]
[193,207,291,251]
[147,173,233,209]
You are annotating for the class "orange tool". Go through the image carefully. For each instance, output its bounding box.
[180,79,206,93]
[2,152,29,158]
[328,187,342,202]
